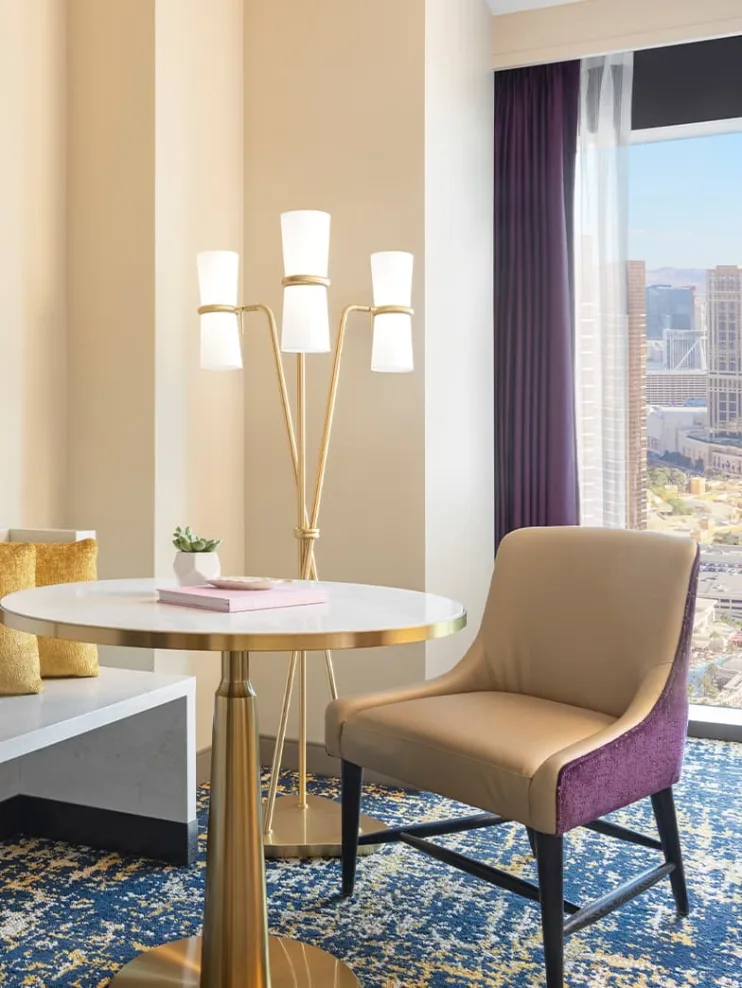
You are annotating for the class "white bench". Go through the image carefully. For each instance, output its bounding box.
[0,668,197,863]
[0,529,197,864]
[0,527,97,544]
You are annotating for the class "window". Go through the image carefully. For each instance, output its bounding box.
[630,126,742,713]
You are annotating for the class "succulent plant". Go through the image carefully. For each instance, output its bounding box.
[172,525,222,553]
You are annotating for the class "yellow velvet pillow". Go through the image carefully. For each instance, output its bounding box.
[0,542,42,695]
[35,539,99,678]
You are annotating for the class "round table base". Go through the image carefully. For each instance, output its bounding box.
[110,935,360,986]
[263,793,386,858]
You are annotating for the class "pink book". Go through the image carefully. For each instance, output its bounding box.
[157,585,328,613]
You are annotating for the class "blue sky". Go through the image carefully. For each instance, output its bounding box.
[629,132,742,270]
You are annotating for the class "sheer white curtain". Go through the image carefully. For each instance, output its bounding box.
[575,53,634,527]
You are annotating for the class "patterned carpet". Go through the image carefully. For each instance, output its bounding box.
[0,738,740,987]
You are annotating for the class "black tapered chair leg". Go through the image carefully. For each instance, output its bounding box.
[535,832,564,988]
[341,760,363,897]
[525,826,537,857]
[651,787,689,916]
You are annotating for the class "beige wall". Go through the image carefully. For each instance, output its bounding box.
[67,0,245,748]
[3,0,493,752]
[492,0,742,68]
[243,0,428,744]
[243,0,494,741]
[425,0,495,678]
[153,0,245,749]
[0,1,67,530]
[66,0,158,677]
[66,0,156,578]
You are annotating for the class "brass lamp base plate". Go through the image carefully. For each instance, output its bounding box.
[263,792,386,858]
[110,935,360,986]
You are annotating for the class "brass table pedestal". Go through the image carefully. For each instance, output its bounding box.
[111,651,359,988]
[263,793,386,858]
[110,935,359,986]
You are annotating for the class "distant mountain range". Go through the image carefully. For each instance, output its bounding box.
[646,268,707,291]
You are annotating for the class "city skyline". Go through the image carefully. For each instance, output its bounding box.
[629,132,742,270]
[637,264,742,710]
[622,130,742,709]
[707,267,742,437]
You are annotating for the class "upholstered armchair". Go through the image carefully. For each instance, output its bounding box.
[327,527,700,987]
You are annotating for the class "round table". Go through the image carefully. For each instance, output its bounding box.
[0,578,466,987]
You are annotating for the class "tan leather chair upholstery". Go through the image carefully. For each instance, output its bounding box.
[327,527,700,987]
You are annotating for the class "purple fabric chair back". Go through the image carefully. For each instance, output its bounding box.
[555,547,700,833]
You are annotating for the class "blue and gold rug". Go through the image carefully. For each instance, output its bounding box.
[1,739,740,987]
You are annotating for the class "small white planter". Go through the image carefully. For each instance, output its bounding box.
[173,551,221,587]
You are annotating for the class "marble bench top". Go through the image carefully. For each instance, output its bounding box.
[0,667,194,764]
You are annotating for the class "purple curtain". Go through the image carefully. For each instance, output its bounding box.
[494,62,581,549]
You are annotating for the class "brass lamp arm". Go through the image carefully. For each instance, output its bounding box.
[302,304,371,578]
[198,299,325,585]
[240,304,300,488]
[235,303,321,581]
[302,301,415,580]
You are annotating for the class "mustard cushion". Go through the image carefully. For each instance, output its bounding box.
[0,542,42,695]
[36,539,99,678]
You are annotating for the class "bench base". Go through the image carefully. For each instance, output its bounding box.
[0,794,198,864]
[0,669,197,865]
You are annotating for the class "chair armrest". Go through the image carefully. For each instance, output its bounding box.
[529,662,686,834]
[325,635,491,758]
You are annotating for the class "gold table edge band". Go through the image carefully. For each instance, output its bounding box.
[0,610,467,651]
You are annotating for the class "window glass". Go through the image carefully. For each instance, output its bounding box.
[631,131,742,711]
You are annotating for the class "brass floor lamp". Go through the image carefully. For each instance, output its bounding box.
[197,211,414,857]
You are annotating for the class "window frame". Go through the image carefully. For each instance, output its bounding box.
[631,116,742,741]
[632,116,742,146]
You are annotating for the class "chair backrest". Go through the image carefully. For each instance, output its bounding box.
[480,527,699,717]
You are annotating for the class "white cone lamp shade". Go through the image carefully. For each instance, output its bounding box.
[370,251,414,373]
[197,250,242,370]
[280,210,331,353]
[200,312,242,370]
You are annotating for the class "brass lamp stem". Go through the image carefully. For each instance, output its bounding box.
[296,353,309,809]
[244,305,324,583]
[254,307,337,835]
[301,305,372,580]
[242,300,377,842]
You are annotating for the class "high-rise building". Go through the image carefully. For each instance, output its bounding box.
[628,260,647,529]
[663,328,707,371]
[707,266,742,436]
[646,284,695,339]
[695,293,708,336]
[646,371,707,406]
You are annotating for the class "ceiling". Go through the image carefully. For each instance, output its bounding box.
[487,0,587,14]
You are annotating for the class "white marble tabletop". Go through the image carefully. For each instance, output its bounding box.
[0,578,467,652]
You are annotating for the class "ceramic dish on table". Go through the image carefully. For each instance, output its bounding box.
[207,577,290,591]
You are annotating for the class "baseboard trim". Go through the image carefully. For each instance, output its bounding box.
[0,795,24,841]
[0,794,197,865]
[196,737,408,789]
[688,718,742,742]
[688,710,742,742]
[196,746,212,786]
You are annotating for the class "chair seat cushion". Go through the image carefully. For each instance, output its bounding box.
[336,691,614,826]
